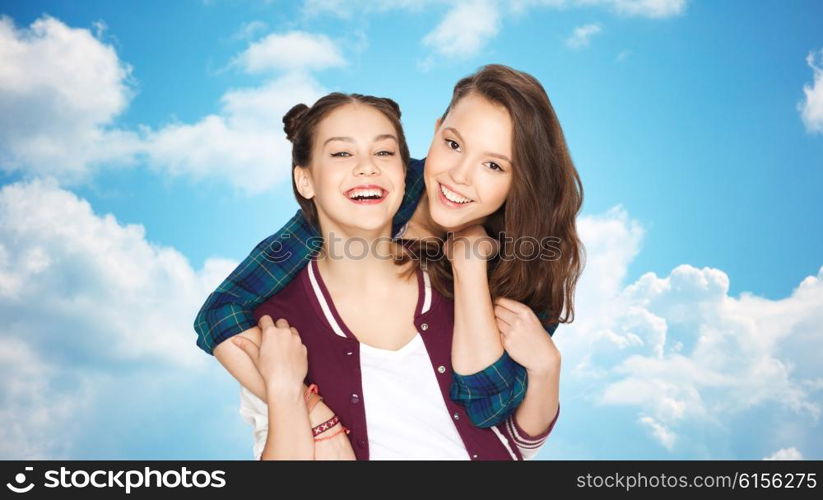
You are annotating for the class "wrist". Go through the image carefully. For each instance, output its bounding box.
[265,382,304,403]
[308,399,335,426]
[451,255,487,276]
[526,359,561,379]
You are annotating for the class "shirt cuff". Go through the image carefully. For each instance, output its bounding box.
[195,306,255,355]
[508,402,560,448]
[451,350,523,400]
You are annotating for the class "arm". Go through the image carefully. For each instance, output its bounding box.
[451,297,562,456]
[447,226,560,429]
[262,383,314,460]
[446,226,526,427]
[495,296,561,456]
[448,226,506,375]
[232,316,314,459]
[218,323,355,459]
[194,209,323,355]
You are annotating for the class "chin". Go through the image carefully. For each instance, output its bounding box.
[429,208,469,232]
[347,214,394,232]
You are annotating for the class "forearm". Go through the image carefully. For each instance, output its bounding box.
[451,261,505,375]
[214,326,269,400]
[514,364,560,436]
[261,387,314,460]
[217,334,354,458]
[215,326,330,424]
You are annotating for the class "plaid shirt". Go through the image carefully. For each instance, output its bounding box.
[194,157,558,428]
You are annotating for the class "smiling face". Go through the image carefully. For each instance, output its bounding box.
[424,92,514,232]
[293,102,405,237]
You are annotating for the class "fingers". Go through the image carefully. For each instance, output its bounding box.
[494,297,530,315]
[258,315,275,330]
[494,304,519,326]
[258,315,299,335]
[231,336,259,361]
[496,318,511,335]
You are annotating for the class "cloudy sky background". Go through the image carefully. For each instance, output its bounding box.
[1,0,821,459]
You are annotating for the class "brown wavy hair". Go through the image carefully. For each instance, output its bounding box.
[422,64,585,328]
[283,93,411,229]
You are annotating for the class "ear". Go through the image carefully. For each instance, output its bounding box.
[433,117,442,133]
[293,166,315,200]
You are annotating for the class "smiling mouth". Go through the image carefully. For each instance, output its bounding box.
[345,186,388,204]
[438,182,473,206]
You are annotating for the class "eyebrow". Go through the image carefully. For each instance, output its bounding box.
[443,126,512,163]
[323,134,398,147]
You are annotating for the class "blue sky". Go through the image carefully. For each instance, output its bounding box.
[0,0,821,460]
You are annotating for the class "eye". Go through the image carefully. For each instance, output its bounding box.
[330,151,352,158]
[444,139,462,152]
[485,162,504,172]
[376,150,396,157]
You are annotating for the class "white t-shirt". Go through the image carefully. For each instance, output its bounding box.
[359,333,470,460]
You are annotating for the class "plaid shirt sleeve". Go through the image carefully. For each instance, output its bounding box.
[449,319,559,428]
[193,211,323,355]
[193,158,427,355]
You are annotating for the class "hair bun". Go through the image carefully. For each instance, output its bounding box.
[283,103,310,141]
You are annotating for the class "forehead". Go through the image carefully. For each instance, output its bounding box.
[443,93,512,153]
[315,103,395,142]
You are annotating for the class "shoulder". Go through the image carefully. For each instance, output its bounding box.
[253,265,313,317]
[422,269,454,318]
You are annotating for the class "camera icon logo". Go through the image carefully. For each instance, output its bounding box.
[6,467,35,494]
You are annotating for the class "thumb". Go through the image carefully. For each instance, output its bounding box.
[232,336,259,363]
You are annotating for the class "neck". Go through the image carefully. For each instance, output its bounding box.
[316,224,407,289]
[407,193,447,239]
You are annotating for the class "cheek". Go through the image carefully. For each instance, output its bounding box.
[423,151,450,185]
[479,176,513,209]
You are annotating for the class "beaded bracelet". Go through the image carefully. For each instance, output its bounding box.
[314,425,350,442]
[312,415,340,437]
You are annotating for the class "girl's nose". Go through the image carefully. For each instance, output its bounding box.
[353,156,379,176]
[449,158,472,185]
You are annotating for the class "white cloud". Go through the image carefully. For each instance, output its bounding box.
[763,447,804,460]
[0,178,235,366]
[511,0,686,18]
[147,27,351,193]
[638,415,676,450]
[231,20,268,41]
[233,31,345,73]
[423,0,501,58]
[300,0,685,64]
[302,0,440,17]
[551,206,823,457]
[566,23,602,49]
[0,14,340,193]
[799,49,823,134]
[144,72,327,194]
[0,179,240,458]
[576,0,687,18]
[0,15,140,181]
[147,30,341,193]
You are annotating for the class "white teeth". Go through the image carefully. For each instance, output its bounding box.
[440,184,471,204]
[348,188,383,199]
